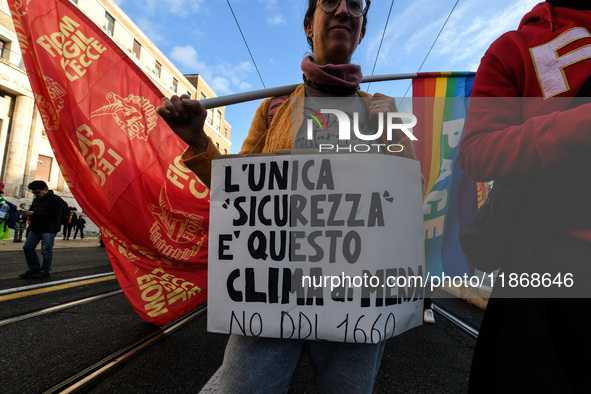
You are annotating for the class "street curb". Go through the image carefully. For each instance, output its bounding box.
[0,236,100,252]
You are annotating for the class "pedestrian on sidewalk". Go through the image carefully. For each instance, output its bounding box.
[72,214,86,240]
[13,203,27,242]
[0,182,12,240]
[19,180,68,279]
[62,207,77,240]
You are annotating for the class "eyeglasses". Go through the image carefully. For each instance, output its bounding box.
[31,190,45,195]
[318,0,370,18]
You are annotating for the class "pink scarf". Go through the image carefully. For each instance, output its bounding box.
[301,56,363,91]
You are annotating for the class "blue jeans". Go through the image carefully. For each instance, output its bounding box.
[23,231,56,273]
[218,335,385,393]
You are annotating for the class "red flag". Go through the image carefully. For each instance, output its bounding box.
[8,0,209,325]
[476,182,488,209]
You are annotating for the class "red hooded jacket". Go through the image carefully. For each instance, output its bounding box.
[459,3,591,240]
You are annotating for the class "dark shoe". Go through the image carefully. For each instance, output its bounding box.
[19,271,38,279]
[31,272,50,279]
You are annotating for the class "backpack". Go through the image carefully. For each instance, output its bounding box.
[0,197,19,229]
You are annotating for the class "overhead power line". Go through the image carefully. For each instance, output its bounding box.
[415,0,460,75]
[402,0,461,99]
[226,0,267,89]
[366,0,395,91]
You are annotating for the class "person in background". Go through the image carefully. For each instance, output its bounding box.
[13,203,27,242]
[0,182,12,240]
[19,180,67,279]
[72,214,86,240]
[459,1,591,392]
[62,207,77,240]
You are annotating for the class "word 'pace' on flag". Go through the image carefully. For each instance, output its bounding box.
[8,0,210,325]
[412,72,480,279]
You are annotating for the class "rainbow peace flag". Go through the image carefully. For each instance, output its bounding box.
[412,72,477,278]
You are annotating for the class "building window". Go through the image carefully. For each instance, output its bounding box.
[172,78,178,93]
[132,40,141,58]
[154,61,162,78]
[224,149,228,154]
[0,39,12,62]
[206,109,213,126]
[201,92,213,125]
[104,12,115,36]
[224,127,228,139]
[214,109,222,132]
[216,142,220,149]
[35,155,53,182]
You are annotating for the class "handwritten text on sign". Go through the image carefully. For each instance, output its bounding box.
[208,153,425,343]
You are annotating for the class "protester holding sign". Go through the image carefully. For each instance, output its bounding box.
[459,1,591,392]
[158,1,422,392]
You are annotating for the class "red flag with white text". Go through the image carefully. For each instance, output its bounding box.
[8,0,209,325]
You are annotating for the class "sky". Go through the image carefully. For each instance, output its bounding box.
[113,0,541,153]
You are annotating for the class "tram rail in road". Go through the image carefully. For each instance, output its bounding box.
[38,302,478,393]
[5,293,478,393]
[0,265,480,393]
[432,303,479,339]
[42,304,208,394]
[0,289,122,327]
[0,272,117,302]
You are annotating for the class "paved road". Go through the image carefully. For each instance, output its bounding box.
[0,241,482,393]
[0,236,100,252]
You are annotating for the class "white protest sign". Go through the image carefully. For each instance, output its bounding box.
[208,153,425,343]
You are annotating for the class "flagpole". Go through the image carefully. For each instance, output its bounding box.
[200,84,300,109]
[199,72,423,109]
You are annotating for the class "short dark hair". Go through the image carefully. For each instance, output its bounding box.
[28,180,48,191]
[304,0,369,51]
